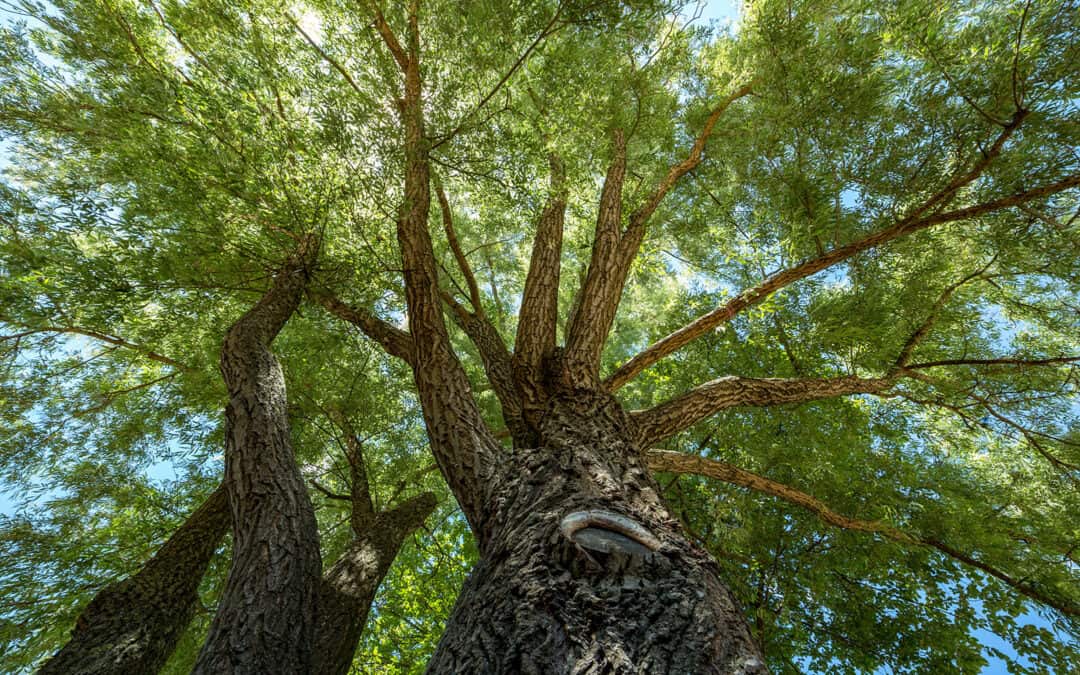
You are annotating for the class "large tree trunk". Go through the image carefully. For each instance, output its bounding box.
[193,251,322,674]
[37,488,229,675]
[427,392,767,674]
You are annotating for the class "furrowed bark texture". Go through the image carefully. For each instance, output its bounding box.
[562,132,628,387]
[38,488,229,675]
[313,492,438,675]
[514,156,567,427]
[426,392,766,674]
[445,298,530,446]
[193,256,322,674]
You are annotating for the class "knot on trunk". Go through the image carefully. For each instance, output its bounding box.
[560,509,661,557]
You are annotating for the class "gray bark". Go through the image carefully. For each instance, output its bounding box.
[193,255,322,675]
[427,391,767,674]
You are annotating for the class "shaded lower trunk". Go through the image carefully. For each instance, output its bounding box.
[37,488,229,675]
[313,492,438,675]
[427,392,766,674]
[193,261,322,674]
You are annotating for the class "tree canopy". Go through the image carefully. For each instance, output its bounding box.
[0,0,1078,672]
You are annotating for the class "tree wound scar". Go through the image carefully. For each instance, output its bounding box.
[559,510,661,556]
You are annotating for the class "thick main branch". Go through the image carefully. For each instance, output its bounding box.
[193,240,322,674]
[514,154,567,413]
[39,487,229,675]
[564,85,752,387]
[633,375,893,447]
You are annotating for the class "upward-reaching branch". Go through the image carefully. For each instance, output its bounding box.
[312,411,437,675]
[194,239,322,674]
[562,130,627,386]
[606,137,1080,390]
[436,179,484,313]
[366,1,409,72]
[514,155,567,420]
[441,291,528,446]
[390,1,500,538]
[563,85,752,387]
[39,488,230,675]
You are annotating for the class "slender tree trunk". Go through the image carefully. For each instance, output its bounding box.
[37,488,229,675]
[427,391,767,674]
[193,250,322,674]
[313,492,438,675]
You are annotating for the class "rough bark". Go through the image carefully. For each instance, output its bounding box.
[38,488,229,675]
[562,131,627,387]
[444,296,530,446]
[313,492,438,675]
[426,392,767,674]
[193,244,322,674]
[561,86,752,390]
[309,410,439,672]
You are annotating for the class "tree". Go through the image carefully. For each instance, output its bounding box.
[1,0,1078,672]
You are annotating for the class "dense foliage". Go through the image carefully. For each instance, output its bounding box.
[0,0,1078,672]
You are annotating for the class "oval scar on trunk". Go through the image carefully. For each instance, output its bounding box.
[560,510,662,555]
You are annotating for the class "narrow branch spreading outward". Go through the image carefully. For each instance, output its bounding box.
[905,356,1080,370]
[631,355,1078,447]
[441,291,528,446]
[607,121,1080,390]
[0,323,192,371]
[893,260,994,369]
[632,375,894,447]
[309,290,415,366]
[288,14,364,97]
[630,82,754,230]
[646,450,1079,617]
[366,1,409,72]
[430,5,565,149]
